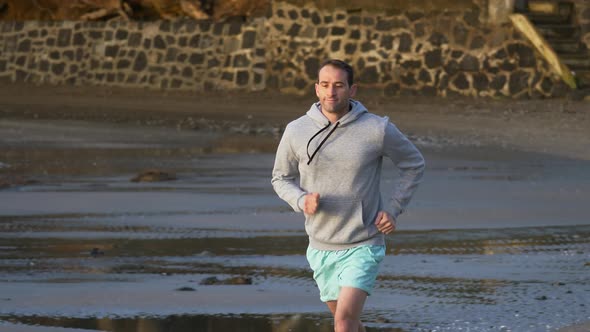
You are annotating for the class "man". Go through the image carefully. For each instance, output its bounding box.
[271,59,425,332]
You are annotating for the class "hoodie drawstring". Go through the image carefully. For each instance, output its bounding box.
[307,122,340,165]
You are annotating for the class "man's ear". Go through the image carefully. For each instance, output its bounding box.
[315,83,320,98]
[349,84,358,97]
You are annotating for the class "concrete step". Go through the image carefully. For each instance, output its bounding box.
[561,53,590,70]
[535,24,580,39]
[526,12,571,24]
[545,38,584,54]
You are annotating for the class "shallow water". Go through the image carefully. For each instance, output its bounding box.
[1,120,589,332]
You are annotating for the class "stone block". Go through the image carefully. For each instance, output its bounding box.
[105,45,119,57]
[418,69,432,83]
[57,29,71,47]
[429,32,448,46]
[288,23,302,36]
[198,21,212,32]
[229,21,242,35]
[233,54,250,67]
[189,53,205,65]
[425,49,443,68]
[381,35,394,50]
[288,9,299,20]
[463,8,480,27]
[63,50,74,61]
[470,35,486,49]
[452,72,469,89]
[242,31,256,48]
[166,48,179,62]
[345,43,357,54]
[361,41,375,52]
[237,70,250,85]
[171,79,182,88]
[117,59,131,70]
[311,12,321,25]
[331,27,346,36]
[73,32,86,46]
[133,52,148,71]
[406,11,425,22]
[18,40,31,52]
[182,67,193,78]
[348,15,361,25]
[15,56,26,67]
[160,21,171,32]
[414,22,425,38]
[401,60,422,69]
[52,62,65,75]
[453,24,469,45]
[398,32,413,52]
[509,70,530,95]
[460,54,480,71]
[473,72,489,91]
[331,40,341,52]
[376,18,407,31]
[154,36,166,49]
[401,72,417,86]
[116,29,128,40]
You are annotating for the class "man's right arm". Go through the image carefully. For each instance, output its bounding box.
[271,127,308,213]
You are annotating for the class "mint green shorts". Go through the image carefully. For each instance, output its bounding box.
[306,245,385,302]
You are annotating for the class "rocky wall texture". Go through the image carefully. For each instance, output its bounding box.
[0,1,570,97]
[0,19,266,90]
[266,1,566,98]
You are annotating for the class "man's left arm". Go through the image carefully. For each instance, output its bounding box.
[381,120,426,221]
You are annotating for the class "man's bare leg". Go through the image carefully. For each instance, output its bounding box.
[326,287,367,332]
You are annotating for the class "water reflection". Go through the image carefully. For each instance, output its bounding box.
[3,314,346,332]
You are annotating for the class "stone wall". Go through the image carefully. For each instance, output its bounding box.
[267,1,565,98]
[0,19,267,90]
[0,1,570,97]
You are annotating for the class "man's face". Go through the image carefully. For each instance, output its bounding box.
[315,65,357,116]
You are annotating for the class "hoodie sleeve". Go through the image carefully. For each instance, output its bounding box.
[381,118,425,219]
[271,125,307,213]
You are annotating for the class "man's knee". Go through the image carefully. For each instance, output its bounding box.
[334,317,359,332]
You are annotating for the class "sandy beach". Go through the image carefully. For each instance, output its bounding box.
[0,83,589,331]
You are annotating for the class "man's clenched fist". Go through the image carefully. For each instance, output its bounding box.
[304,193,320,215]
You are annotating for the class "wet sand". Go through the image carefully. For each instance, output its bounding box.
[0,84,589,331]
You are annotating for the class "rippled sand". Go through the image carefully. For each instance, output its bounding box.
[1,93,590,331]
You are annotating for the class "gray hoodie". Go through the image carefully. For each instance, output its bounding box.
[272,100,425,251]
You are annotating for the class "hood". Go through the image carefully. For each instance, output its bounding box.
[306,99,368,127]
[304,99,368,165]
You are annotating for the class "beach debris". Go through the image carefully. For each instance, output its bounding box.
[90,247,105,257]
[175,286,196,291]
[199,276,252,285]
[535,295,548,301]
[130,169,177,182]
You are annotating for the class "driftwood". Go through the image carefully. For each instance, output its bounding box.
[0,0,268,21]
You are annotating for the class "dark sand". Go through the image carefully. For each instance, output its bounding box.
[0,84,589,331]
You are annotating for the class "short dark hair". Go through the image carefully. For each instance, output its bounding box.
[318,59,354,87]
